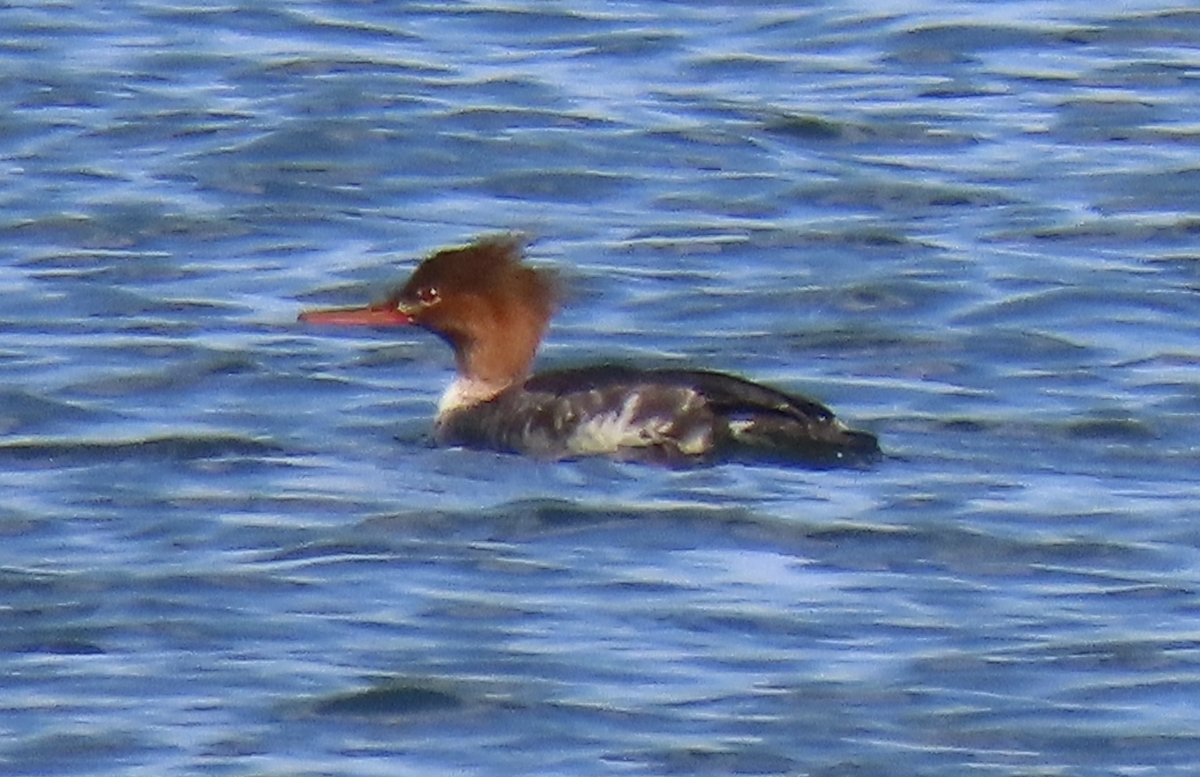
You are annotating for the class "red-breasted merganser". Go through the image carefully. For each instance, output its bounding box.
[300,236,879,467]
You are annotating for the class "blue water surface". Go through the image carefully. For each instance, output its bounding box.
[3,1,1200,775]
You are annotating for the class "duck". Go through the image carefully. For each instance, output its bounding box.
[300,236,879,467]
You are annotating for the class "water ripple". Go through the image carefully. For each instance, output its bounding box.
[3,1,1200,775]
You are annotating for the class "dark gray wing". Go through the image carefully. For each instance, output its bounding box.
[521,366,880,466]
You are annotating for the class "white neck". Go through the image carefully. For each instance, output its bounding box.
[435,376,512,419]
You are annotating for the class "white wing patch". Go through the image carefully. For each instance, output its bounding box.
[566,394,646,455]
[564,390,711,457]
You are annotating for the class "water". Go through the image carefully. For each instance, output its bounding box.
[3,1,1200,775]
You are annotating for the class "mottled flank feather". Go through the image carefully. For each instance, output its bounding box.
[438,366,879,467]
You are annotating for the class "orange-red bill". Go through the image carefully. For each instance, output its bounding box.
[298,305,414,326]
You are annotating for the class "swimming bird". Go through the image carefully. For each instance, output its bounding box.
[300,236,879,467]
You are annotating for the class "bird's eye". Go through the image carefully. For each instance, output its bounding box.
[417,286,440,305]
